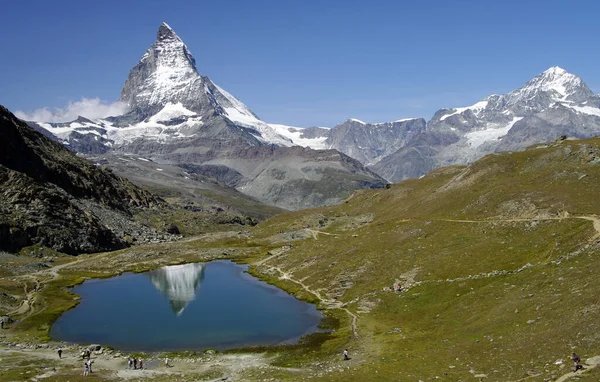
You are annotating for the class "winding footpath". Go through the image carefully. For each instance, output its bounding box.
[253,251,359,339]
[8,257,86,318]
[254,215,600,344]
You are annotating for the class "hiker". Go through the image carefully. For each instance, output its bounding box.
[343,349,350,360]
[397,283,403,292]
[139,359,143,369]
[128,358,133,369]
[134,357,138,369]
[87,359,93,373]
[1,318,4,329]
[571,352,581,371]
[83,362,89,376]
[57,348,62,359]
[165,357,169,367]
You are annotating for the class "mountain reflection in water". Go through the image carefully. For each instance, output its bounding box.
[147,263,205,315]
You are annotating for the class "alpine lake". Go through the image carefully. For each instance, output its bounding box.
[50,260,324,352]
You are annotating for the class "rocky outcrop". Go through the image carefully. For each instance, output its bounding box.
[0,106,168,255]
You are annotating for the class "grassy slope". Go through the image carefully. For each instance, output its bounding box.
[3,138,600,381]
[241,138,600,380]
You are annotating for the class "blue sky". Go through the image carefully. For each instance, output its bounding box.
[2,0,599,126]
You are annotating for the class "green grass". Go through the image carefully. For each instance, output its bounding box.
[4,138,600,380]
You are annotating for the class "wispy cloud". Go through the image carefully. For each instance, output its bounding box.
[15,98,128,123]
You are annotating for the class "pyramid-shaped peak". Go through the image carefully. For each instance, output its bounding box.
[119,21,201,119]
[157,22,180,41]
[537,66,580,82]
[498,66,594,111]
[521,66,589,99]
[543,66,568,75]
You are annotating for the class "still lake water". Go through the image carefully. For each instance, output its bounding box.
[50,260,323,351]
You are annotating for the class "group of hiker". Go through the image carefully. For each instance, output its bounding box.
[80,348,94,376]
[38,344,593,375]
[127,357,143,369]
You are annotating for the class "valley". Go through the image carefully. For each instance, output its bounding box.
[2,137,600,381]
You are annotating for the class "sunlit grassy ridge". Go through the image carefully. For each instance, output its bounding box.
[239,138,600,380]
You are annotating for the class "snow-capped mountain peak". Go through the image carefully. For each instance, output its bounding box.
[523,66,586,98]
[157,22,179,41]
[505,66,593,108]
[40,22,292,147]
[119,22,200,119]
[434,66,594,124]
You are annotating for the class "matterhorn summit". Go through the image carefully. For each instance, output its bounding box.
[111,22,291,145]
[33,22,295,149]
[29,22,386,210]
[119,22,202,119]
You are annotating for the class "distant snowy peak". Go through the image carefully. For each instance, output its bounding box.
[505,66,593,107]
[346,118,421,126]
[434,66,595,122]
[392,118,420,123]
[268,123,330,149]
[157,22,183,43]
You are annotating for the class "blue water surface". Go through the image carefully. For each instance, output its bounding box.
[50,260,322,351]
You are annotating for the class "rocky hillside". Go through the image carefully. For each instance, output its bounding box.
[120,120,388,210]
[0,106,168,255]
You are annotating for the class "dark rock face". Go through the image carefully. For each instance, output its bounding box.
[178,163,245,188]
[0,171,125,254]
[326,118,427,165]
[0,106,167,255]
[209,146,388,210]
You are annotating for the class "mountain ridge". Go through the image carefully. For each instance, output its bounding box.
[370,65,600,181]
[28,23,600,198]
[26,23,387,210]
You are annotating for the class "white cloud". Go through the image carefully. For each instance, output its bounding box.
[15,98,128,122]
